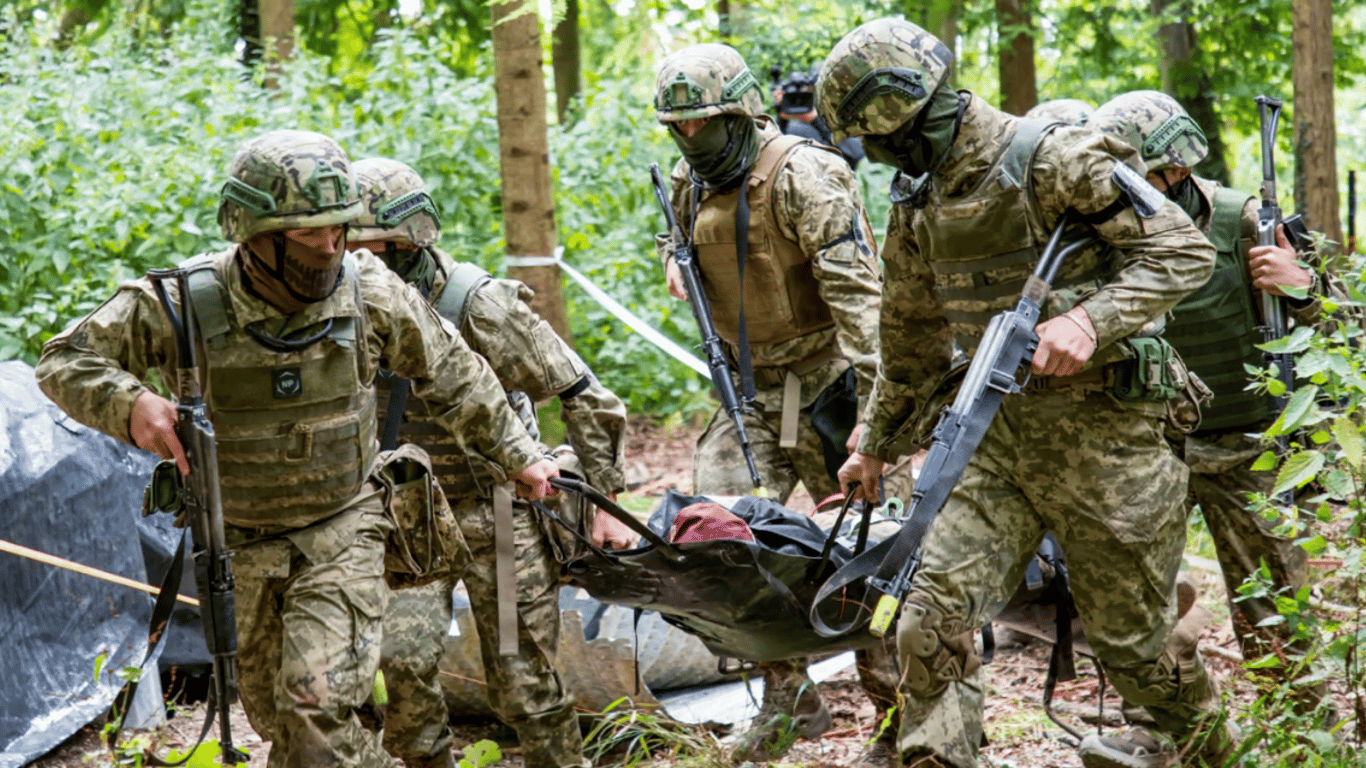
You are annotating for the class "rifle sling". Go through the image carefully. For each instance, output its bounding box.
[106,529,221,767]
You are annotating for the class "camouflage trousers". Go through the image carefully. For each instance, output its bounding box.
[380,495,586,768]
[1183,431,1308,661]
[228,485,393,768]
[894,389,1222,768]
[693,386,914,747]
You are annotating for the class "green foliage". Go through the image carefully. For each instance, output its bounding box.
[457,738,501,768]
[582,696,724,767]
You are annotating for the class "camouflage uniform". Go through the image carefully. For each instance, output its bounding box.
[36,132,543,768]
[352,157,625,768]
[653,44,910,764]
[818,20,1225,768]
[1091,93,1343,716]
[1023,98,1095,126]
[376,250,625,768]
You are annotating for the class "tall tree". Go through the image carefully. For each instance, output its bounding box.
[995,0,1037,115]
[920,0,964,87]
[551,0,582,125]
[1292,0,1340,246]
[259,0,295,88]
[491,0,574,344]
[1150,0,1229,185]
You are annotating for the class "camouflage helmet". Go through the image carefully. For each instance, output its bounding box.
[1091,90,1208,171]
[218,129,361,242]
[654,43,766,122]
[816,18,954,145]
[1024,98,1095,126]
[350,158,441,248]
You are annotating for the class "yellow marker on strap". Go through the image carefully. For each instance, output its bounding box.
[372,670,388,706]
[869,594,900,638]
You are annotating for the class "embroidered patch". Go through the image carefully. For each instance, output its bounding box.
[272,366,303,399]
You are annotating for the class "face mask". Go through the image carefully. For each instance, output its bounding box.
[1166,174,1201,217]
[861,81,963,178]
[252,229,345,305]
[672,115,759,190]
[381,244,436,295]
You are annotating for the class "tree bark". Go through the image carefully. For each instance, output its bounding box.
[1292,0,1340,246]
[1149,0,1228,185]
[258,0,295,89]
[552,0,582,125]
[922,0,964,88]
[491,0,574,345]
[995,0,1037,116]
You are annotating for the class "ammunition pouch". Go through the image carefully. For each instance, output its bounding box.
[1110,337,1186,404]
[374,443,469,590]
[142,459,187,526]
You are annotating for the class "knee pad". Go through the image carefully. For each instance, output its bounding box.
[896,601,981,698]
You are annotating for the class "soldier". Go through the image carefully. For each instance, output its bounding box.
[1023,98,1095,126]
[1090,89,1339,734]
[35,129,560,768]
[653,43,909,767]
[819,19,1232,768]
[348,157,634,768]
[772,64,866,169]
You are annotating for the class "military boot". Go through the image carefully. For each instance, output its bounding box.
[729,660,832,763]
[1078,727,1178,768]
[851,728,900,768]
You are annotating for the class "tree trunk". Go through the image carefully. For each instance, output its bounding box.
[239,0,263,69]
[1292,0,1340,246]
[1149,0,1228,185]
[491,0,574,345]
[995,0,1036,116]
[551,0,582,125]
[258,0,295,89]
[718,0,732,37]
[922,0,964,87]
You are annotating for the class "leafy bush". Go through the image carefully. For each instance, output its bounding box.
[0,7,712,413]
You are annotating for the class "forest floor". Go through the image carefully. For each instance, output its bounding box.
[26,415,1360,768]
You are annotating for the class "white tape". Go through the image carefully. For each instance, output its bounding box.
[556,258,711,380]
[505,254,562,267]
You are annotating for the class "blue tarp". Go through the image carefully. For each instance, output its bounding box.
[0,360,190,767]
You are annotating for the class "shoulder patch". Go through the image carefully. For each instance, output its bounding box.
[1110,162,1166,220]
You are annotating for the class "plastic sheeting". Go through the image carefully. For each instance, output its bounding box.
[0,361,166,767]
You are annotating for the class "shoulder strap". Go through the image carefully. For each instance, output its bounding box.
[433,262,493,330]
[1208,185,1254,255]
[1000,117,1061,190]
[181,253,232,351]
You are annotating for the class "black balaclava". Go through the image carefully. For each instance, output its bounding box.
[673,114,760,192]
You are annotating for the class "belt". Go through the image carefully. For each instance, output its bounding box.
[751,345,841,390]
[1024,364,1110,392]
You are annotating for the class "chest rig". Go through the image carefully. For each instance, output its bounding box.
[181,250,375,528]
[910,119,1120,357]
[690,134,836,347]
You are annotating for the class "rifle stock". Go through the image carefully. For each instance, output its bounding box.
[149,268,248,765]
[650,162,766,495]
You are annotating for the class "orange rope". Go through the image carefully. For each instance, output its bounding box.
[0,538,199,607]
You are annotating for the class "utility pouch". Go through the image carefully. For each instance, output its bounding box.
[807,367,860,483]
[539,445,594,564]
[142,460,187,525]
[374,443,469,589]
[1109,337,1186,403]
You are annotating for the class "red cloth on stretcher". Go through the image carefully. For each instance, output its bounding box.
[667,502,756,544]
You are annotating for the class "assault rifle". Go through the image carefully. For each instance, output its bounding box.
[1254,95,1297,423]
[810,215,1098,638]
[650,162,765,495]
[149,267,249,765]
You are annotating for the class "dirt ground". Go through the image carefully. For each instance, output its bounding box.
[24,415,1360,768]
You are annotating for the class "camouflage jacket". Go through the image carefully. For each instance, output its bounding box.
[35,245,543,514]
[427,247,627,494]
[858,91,1217,459]
[657,117,884,409]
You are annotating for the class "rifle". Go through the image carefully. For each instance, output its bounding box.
[1253,95,1299,508]
[810,215,1098,638]
[650,162,766,496]
[149,267,249,765]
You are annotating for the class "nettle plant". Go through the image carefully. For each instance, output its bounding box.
[1241,244,1366,760]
